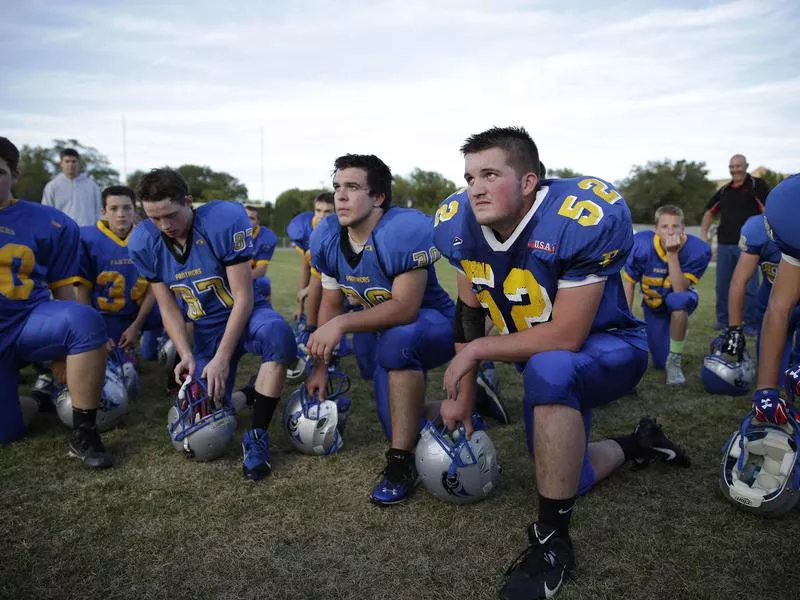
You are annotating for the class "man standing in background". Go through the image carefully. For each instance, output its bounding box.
[42,148,102,227]
[701,154,770,334]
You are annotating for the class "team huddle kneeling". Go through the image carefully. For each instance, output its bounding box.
[4,134,800,600]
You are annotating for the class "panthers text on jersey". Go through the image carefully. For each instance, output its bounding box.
[432,178,645,346]
[251,224,278,270]
[310,208,453,316]
[764,174,800,264]
[0,199,85,344]
[623,230,711,311]
[78,221,149,319]
[128,200,266,330]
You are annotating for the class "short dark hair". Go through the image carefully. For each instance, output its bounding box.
[314,191,334,206]
[136,168,190,203]
[333,154,393,210]
[0,137,20,172]
[461,126,541,179]
[102,185,136,209]
[60,148,80,160]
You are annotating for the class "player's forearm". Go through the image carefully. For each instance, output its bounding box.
[667,255,688,292]
[214,296,253,360]
[251,264,268,279]
[727,277,747,328]
[454,341,480,410]
[757,304,792,389]
[306,276,322,327]
[317,292,345,328]
[623,279,635,309]
[160,303,193,359]
[465,319,587,364]
[335,298,420,333]
[131,291,156,330]
[700,211,713,239]
[297,260,311,292]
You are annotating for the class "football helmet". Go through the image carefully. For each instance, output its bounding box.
[283,367,351,456]
[701,337,755,396]
[167,377,236,461]
[719,413,800,516]
[55,364,129,432]
[285,349,310,385]
[415,420,501,504]
[157,337,177,371]
[109,348,140,402]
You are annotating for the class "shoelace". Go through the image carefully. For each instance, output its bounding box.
[500,542,574,597]
[383,457,412,485]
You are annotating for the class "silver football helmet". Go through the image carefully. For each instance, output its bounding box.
[415,420,501,504]
[285,350,309,385]
[719,414,800,516]
[167,377,236,461]
[283,368,351,456]
[55,364,129,432]
[702,338,755,396]
[109,348,140,402]
[157,337,178,371]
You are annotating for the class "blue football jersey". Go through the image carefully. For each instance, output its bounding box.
[433,178,644,344]
[79,221,149,319]
[286,211,315,265]
[310,208,454,316]
[129,201,265,330]
[739,214,780,288]
[252,225,277,269]
[1,199,84,335]
[623,230,711,310]
[764,174,800,262]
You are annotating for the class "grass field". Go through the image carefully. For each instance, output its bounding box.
[3,250,800,600]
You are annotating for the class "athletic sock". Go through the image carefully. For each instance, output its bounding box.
[538,494,576,538]
[252,393,280,430]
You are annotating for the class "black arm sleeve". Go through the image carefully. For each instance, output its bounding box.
[454,297,487,343]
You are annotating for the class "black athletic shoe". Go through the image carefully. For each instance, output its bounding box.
[502,522,574,600]
[68,424,113,469]
[633,416,691,469]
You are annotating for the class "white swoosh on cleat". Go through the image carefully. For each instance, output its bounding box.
[653,447,677,460]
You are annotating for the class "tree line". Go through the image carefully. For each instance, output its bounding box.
[12,139,792,235]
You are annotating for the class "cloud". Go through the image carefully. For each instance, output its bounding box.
[2,0,798,201]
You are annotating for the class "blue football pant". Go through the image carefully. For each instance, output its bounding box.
[522,331,649,495]
[1,301,107,442]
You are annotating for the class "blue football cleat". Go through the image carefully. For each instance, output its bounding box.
[370,449,419,505]
[242,428,271,481]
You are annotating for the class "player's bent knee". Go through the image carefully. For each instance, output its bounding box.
[522,351,580,409]
[64,303,107,354]
[377,324,423,371]
[665,291,697,314]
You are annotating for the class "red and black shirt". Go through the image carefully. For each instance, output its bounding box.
[706,174,771,245]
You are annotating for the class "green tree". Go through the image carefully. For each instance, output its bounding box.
[547,167,582,178]
[12,139,120,201]
[619,159,716,225]
[392,168,457,214]
[14,145,53,201]
[52,138,120,188]
[127,165,248,202]
[272,188,327,236]
[757,168,790,191]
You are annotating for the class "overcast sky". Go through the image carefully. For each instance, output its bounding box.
[2,0,798,201]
